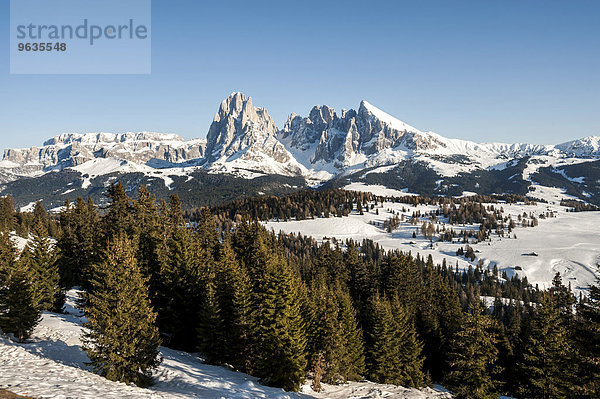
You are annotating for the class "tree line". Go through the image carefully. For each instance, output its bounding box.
[0,184,598,398]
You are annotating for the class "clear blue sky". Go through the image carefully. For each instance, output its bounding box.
[1,0,599,151]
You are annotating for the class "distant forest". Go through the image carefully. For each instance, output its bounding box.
[0,185,598,398]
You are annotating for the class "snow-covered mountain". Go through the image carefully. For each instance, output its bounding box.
[0,132,206,179]
[203,92,308,177]
[0,92,599,208]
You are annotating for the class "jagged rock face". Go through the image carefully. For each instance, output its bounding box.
[205,92,291,164]
[279,101,424,168]
[2,132,206,171]
[1,92,599,189]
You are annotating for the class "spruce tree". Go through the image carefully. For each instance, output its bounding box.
[0,196,15,232]
[417,263,463,381]
[196,273,224,364]
[102,182,136,241]
[82,234,161,387]
[0,233,40,342]
[156,224,204,351]
[446,297,499,399]
[365,294,400,384]
[336,287,366,381]
[26,222,63,312]
[195,207,220,259]
[214,235,254,371]
[575,272,600,396]
[247,228,307,391]
[57,197,100,289]
[308,279,346,384]
[366,294,424,387]
[133,186,162,291]
[549,272,575,328]
[345,241,372,317]
[390,295,425,388]
[517,292,572,398]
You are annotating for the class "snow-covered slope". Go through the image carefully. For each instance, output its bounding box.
[265,190,600,297]
[0,290,452,399]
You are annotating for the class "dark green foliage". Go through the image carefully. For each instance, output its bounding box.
[0,197,15,232]
[25,222,63,312]
[574,272,600,397]
[1,169,308,211]
[57,197,100,289]
[365,294,425,387]
[133,186,163,286]
[0,233,41,342]
[103,182,137,240]
[156,219,204,351]
[336,288,366,382]
[307,281,366,384]
[533,160,600,206]
[82,234,161,387]
[446,297,499,399]
[417,263,463,382]
[207,189,377,227]
[549,272,576,328]
[196,274,224,364]
[517,293,573,398]
[34,184,595,395]
[213,236,253,370]
[244,228,307,391]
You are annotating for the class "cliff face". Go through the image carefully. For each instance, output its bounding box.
[2,132,207,172]
[1,92,598,188]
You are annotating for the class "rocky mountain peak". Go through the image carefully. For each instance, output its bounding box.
[202,93,303,175]
[205,93,279,162]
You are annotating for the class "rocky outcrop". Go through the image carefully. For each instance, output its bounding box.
[1,132,206,172]
[1,92,598,186]
[279,100,426,169]
[203,93,303,175]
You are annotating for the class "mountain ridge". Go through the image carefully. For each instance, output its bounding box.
[0,92,599,208]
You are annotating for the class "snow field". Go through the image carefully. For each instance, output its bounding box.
[265,186,600,297]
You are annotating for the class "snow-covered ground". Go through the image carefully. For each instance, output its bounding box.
[343,183,418,198]
[265,185,600,297]
[0,291,452,399]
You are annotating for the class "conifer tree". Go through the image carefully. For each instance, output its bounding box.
[381,255,422,318]
[390,295,425,388]
[214,236,253,370]
[195,207,220,259]
[574,272,600,396]
[417,264,463,381]
[365,294,400,384]
[134,186,162,286]
[0,196,15,232]
[156,223,204,351]
[196,272,224,364]
[26,222,63,312]
[446,297,499,399]
[246,228,307,391]
[82,234,161,387]
[517,292,572,398]
[57,197,100,288]
[345,241,372,316]
[0,233,40,342]
[549,272,575,328]
[336,288,366,381]
[103,182,136,240]
[366,294,424,387]
[308,279,345,384]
